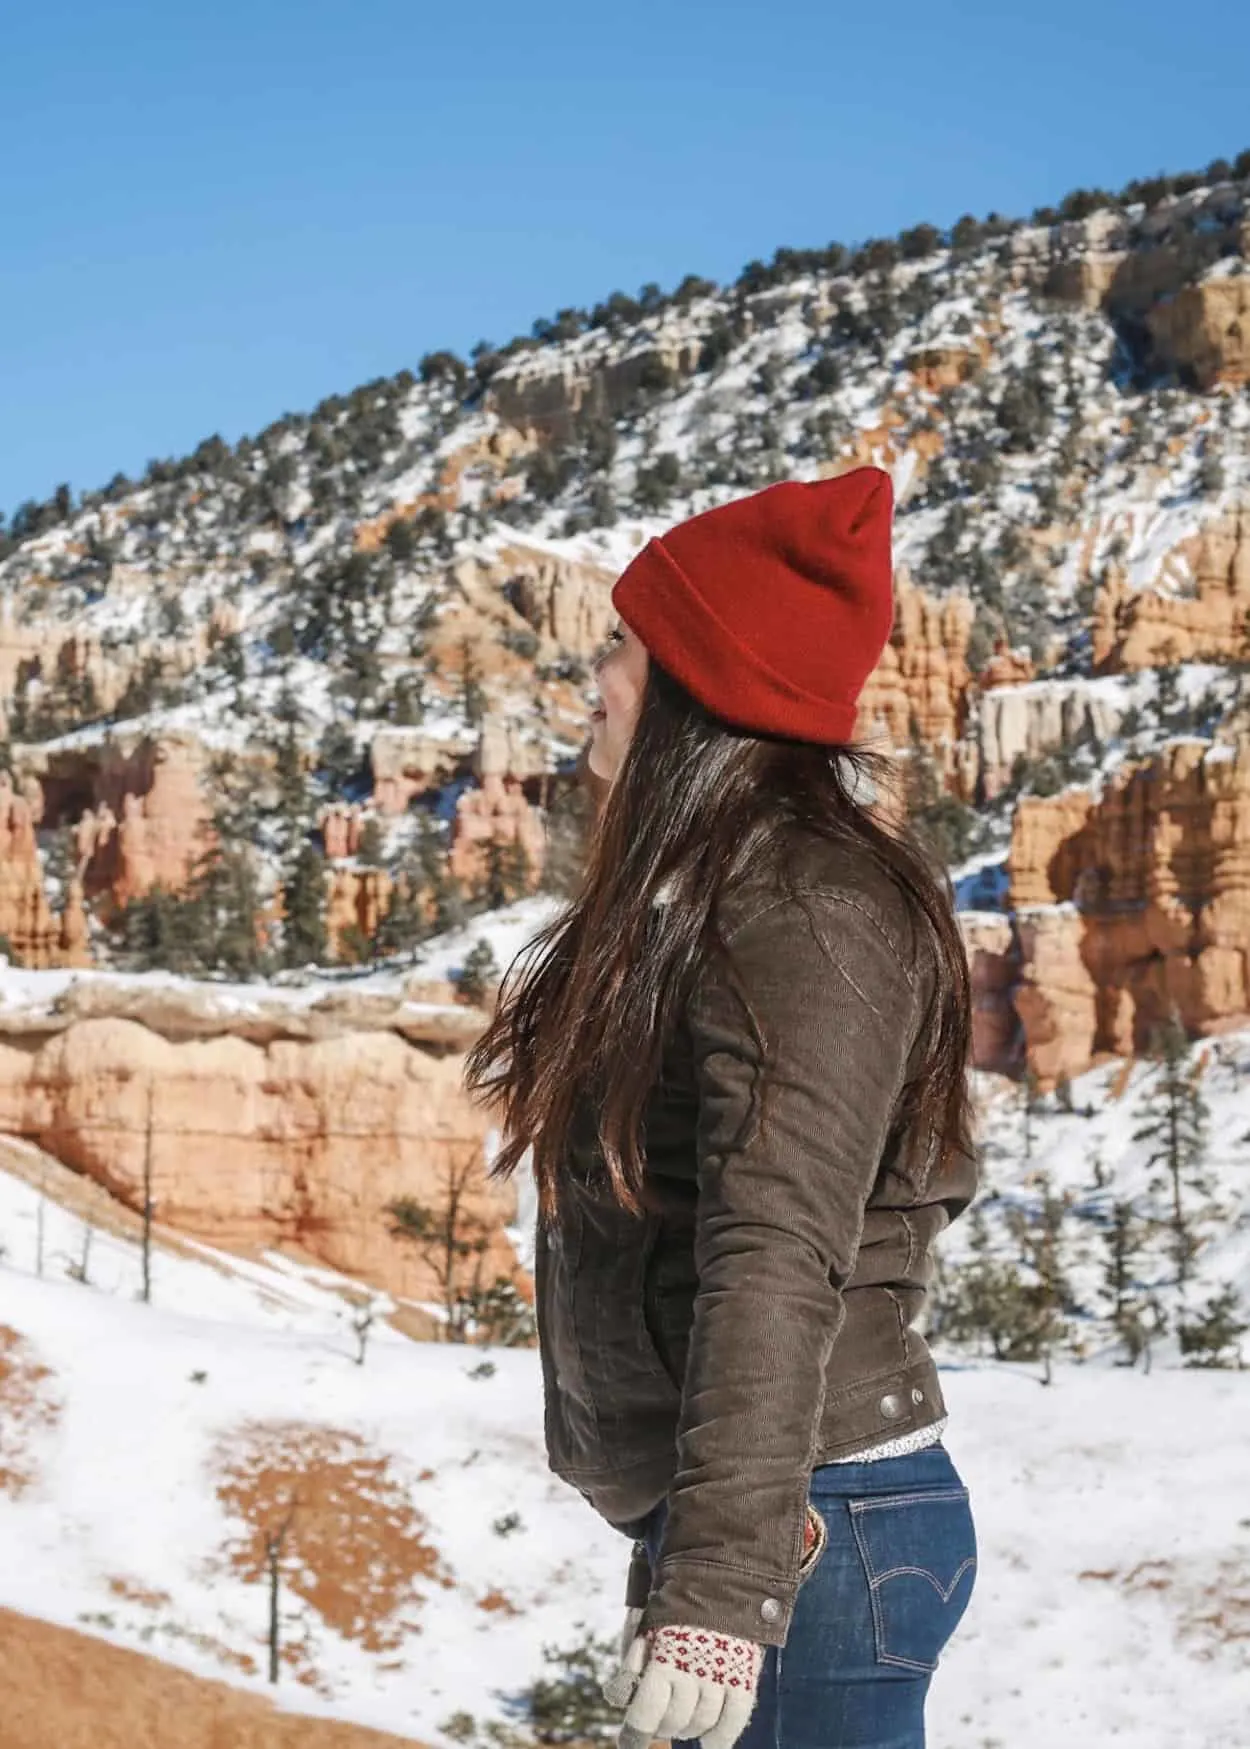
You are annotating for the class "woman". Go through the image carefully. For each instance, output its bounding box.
[465,468,979,1749]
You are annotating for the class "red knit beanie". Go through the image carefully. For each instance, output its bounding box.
[611,467,895,744]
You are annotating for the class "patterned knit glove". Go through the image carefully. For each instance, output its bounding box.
[604,1623,764,1749]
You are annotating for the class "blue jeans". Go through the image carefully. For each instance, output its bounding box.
[639,1444,976,1749]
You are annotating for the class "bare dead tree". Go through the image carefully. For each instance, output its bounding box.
[67,1220,93,1286]
[387,1144,493,1342]
[265,1497,299,1684]
[141,1078,155,1304]
[34,1163,46,1278]
[349,1295,376,1365]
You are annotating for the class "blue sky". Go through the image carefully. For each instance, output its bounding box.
[2,0,1247,513]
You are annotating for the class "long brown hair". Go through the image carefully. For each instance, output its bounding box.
[464,659,973,1226]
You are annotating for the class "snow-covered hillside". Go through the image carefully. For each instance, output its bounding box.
[0,164,1246,952]
[2,1023,1248,1749]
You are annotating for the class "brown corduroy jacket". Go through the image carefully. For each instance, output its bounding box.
[533,828,978,1649]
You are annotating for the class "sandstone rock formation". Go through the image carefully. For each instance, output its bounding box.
[0,1604,431,1749]
[961,912,1021,1073]
[1007,736,1250,1084]
[904,339,988,392]
[1010,184,1245,300]
[1093,505,1250,670]
[370,729,465,817]
[489,542,618,659]
[320,803,365,861]
[1146,271,1250,390]
[0,774,88,969]
[488,334,703,444]
[855,570,974,759]
[325,867,393,957]
[1008,186,1249,385]
[0,989,519,1305]
[23,733,216,910]
[977,642,1035,690]
[1011,906,1100,1089]
[972,677,1129,800]
[450,773,545,891]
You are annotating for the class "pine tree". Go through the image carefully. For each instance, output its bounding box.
[1100,1196,1153,1366]
[374,871,427,958]
[459,940,500,1006]
[1021,1067,1042,1162]
[1178,1286,1247,1369]
[357,814,385,866]
[1132,1017,1210,1292]
[483,836,530,908]
[387,1147,493,1342]
[318,719,361,790]
[274,721,306,836]
[933,1202,1050,1363]
[1004,1171,1073,1382]
[281,842,327,968]
[188,840,267,978]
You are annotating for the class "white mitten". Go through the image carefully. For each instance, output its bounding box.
[610,1624,764,1749]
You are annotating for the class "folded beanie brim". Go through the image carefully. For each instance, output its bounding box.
[612,535,862,744]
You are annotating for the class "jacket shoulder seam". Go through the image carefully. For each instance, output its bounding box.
[722,886,920,992]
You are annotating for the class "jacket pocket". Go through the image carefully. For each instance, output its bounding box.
[848,1488,976,1673]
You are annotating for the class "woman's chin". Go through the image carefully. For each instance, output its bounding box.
[585,727,617,784]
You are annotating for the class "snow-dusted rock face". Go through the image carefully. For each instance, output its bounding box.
[0,970,515,1301]
[1094,505,1250,670]
[974,676,1132,799]
[1146,269,1250,390]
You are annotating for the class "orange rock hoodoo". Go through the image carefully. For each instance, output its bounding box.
[0,772,88,968]
[325,866,394,957]
[56,735,215,910]
[1007,736,1250,1086]
[856,570,974,766]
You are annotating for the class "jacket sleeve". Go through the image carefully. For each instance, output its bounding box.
[640,889,923,1648]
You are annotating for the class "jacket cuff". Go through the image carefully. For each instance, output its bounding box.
[625,1539,652,1609]
[641,1558,797,1649]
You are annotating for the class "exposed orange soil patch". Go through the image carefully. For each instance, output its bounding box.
[0,1324,61,1498]
[105,1575,174,1610]
[212,1422,454,1662]
[1080,1555,1250,1664]
[0,1605,428,1749]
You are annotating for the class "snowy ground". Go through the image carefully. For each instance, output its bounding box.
[1,1145,1248,1749]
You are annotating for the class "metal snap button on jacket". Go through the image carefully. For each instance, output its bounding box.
[759,1597,782,1623]
[879,1391,903,1420]
[911,1386,925,1405]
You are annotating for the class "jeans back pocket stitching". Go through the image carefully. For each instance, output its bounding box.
[849,1496,976,1675]
[849,1487,968,1518]
[865,1557,977,1603]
